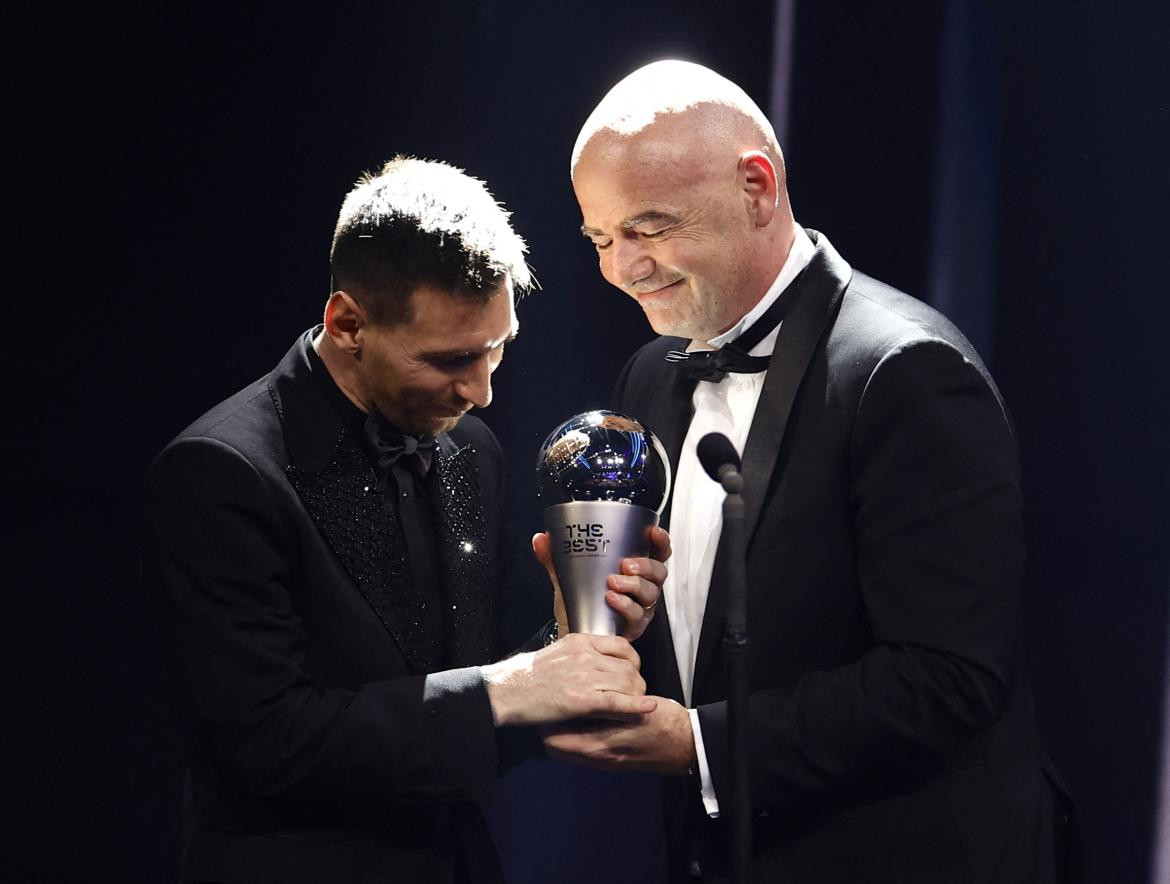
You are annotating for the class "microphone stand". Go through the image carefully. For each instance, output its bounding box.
[717,464,750,884]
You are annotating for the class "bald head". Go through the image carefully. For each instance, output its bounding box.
[571,60,782,178]
[571,61,795,340]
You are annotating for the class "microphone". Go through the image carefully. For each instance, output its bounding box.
[697,432,741,484]
[697,429,750,882]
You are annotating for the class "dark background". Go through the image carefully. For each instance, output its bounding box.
[13,1,1168,881]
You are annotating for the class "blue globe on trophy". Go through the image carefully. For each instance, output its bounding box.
[536,410,671,510]
[536,411,671,634]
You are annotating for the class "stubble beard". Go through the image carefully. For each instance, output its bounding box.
[638,284,719,342]
[428,414,463,436]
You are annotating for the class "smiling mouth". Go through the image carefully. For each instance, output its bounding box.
[634,279,685,299]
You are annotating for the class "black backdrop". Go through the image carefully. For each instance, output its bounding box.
[13,2,1168,881]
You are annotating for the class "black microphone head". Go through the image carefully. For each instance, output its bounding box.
[697,432,741,482]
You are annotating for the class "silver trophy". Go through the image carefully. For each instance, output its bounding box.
[536,410,672,635]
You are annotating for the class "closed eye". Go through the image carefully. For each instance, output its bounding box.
[435,353,479,368]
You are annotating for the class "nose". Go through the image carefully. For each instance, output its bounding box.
[453,356,493,409]
[605,235,654,290]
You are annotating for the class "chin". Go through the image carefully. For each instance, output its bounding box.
[427,414,465,436]
[644,307,699,340]
[635,282,704,339]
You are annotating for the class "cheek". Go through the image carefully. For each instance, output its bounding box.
[387,364,447,405]
[681,245,729,288]
[407,376,452,404]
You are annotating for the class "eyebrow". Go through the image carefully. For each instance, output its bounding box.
[418,330,518,361]
[581,211,680,238]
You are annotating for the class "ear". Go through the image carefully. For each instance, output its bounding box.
[738,150,779,228]
[323,290,368,356]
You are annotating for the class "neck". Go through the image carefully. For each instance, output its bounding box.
[711,221,796,337]
[313,330,372,414]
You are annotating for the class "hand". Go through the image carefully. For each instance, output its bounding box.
[533,525,672,642]
[542,696,696,775]
[482,633,656,727]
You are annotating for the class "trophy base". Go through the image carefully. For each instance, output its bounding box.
[544,501,660,636]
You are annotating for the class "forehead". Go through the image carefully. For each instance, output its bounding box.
[403,281,516,343]
[573,128,724,225]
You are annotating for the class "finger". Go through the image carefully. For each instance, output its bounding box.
[531,532,558,584]
[543,730,600,759]
[620,555,667,590]
[550,634,638,674]
[606,588,650,629]
[598,665,647,697]
[542,729,580,750]
[589,649,644,675]
[607,573,660,609]
[544,722,626,750]
[590,691,657,719]
[567,648,644,685]
[541,719,606,738]
[649,525,672,563]
[581,634,641,667]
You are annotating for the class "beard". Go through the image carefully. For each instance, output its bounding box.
[386,398,470,437]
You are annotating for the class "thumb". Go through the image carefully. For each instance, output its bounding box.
[531,532,559,586]
[533,532,569,634]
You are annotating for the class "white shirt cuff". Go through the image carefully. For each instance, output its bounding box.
[688,707,720,817]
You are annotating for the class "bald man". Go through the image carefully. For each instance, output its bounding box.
[546,62,1077,882]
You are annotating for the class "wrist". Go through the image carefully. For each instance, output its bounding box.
[482,655,529,727]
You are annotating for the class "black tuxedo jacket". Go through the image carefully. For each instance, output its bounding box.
[144,331,511,883]
[615,232,1074,882]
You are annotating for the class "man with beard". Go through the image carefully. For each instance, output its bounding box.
[144,156,667,883]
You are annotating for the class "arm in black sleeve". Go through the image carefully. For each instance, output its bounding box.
[697,338,1025,812]
[143,436,498,807]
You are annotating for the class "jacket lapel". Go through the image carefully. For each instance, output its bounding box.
[432,435,494,667]
[270,330,440,674]
[690,232,852,700]
[621,339,696,534]
[285,433,441,674]
[615,339,695,704]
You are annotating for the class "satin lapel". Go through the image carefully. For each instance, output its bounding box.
[432,437,494,667]
[690,233,852,700]
[285,430,440,673]
[626,346,695,534]
[617,342,694,704]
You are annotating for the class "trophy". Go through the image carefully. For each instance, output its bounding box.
[536,410,672,635]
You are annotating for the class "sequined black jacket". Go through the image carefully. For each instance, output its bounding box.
[144,329,511,884]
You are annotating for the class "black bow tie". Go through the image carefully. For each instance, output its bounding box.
[665,269,802,382]
[665,344,769,382]
[362,410,435,481]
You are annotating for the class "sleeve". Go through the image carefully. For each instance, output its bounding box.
[689,709,721,816]
[696,338,1025,813]
[142,435,499,807]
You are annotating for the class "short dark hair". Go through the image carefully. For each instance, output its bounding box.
[330,156,533,325]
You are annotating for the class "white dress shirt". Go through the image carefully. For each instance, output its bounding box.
[672,227,816,815]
